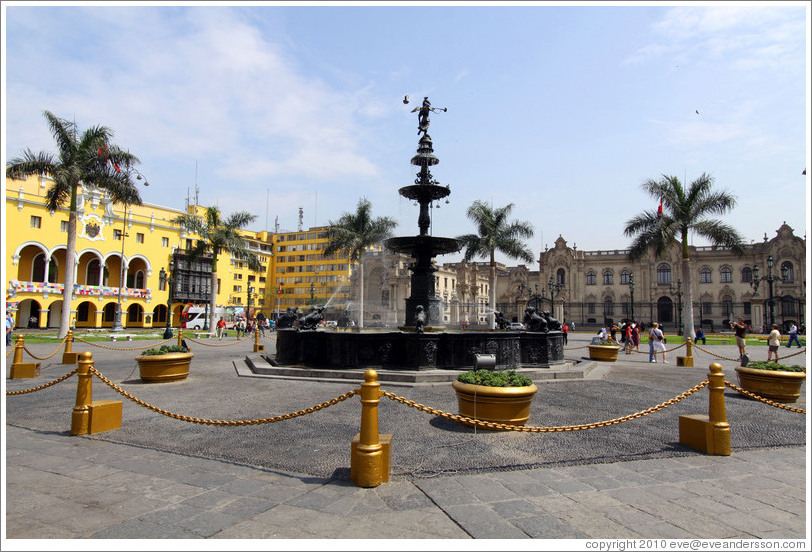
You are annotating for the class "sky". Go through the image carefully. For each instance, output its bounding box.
[3,1,810,266]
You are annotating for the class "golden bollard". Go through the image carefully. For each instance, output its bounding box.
[9,334,40,379]
[70,351,122,436]
[62,329,78,364]
[350,369,392,487]
[677,337,694,367]
[253,328,265,352]
[679,362,731,455]
[177,328,184,347]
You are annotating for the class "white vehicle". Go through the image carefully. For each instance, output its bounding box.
[508,322,525,330]
[182,306,226,330]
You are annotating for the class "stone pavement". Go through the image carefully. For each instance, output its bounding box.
[3,332,808,544]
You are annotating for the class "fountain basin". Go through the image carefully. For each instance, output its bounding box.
[276,329,564,370]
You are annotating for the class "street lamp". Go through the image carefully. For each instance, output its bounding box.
[627,273,635,323]
[547,275,563,311]
[668,279,683,336]
[751,255,788,329]
[159,260,174,339]
[247,284,254,318]
[310,282,315,304]
[111,205,130,332]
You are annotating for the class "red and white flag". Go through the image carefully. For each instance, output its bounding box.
[657,198,663,218]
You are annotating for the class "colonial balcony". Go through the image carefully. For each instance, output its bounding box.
[8,280,153,302]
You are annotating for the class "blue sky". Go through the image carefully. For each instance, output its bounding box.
[3,2,809,265]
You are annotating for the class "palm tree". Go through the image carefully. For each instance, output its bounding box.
[456,200,535,329]
[624,173,745,340]
[173,206,260,332]
[6,111,142,338]
[323,198,397,329]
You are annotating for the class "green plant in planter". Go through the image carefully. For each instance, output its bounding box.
[745,361,805,373]
[141,344,190,356]
[457,369,533,387]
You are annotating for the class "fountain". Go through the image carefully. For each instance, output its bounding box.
[275,97,564,370]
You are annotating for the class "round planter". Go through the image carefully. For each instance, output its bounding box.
[588,344,621,362]
[452,380,539,428]
[135,352,194,383]
[734,366,806,403]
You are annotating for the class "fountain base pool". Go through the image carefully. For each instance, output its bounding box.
[275,329,564,370]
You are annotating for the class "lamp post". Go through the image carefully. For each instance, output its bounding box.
[159,260,174,339]
[628,273,635,323]
[669,279,683,336]
[547,275,563,310]
[111,205,130,332]
[247,284,254,319]
[751,255,788,329]
[310,282,315,305]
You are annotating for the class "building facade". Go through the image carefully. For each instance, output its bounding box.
[4,175,353,329]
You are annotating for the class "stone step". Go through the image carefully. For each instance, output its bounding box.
[237,355,594,387]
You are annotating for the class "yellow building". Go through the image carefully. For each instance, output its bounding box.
[4,174,359,330]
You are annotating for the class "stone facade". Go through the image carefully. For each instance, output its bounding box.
[358,223,806,333]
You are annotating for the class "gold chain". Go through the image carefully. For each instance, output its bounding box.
[724,380,806,414]
[17,335,69,360]
[6,346,15,358]
[6,368,79,395]
[74,335,175,351]
[185,334,254,347]
[88,366,357,425]
[691,343,742,362]
[381,380,709,432]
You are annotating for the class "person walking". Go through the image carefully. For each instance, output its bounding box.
[632,322,640,352]
[648,323,657,363]
[787,323,801,348]
[767,324,781,362]
[623,323,633,354]
[562,322,568,345]
[570,321,575,332]
[216,317,226,340]
[730,317,748,361]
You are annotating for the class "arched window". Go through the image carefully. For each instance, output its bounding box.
[134,270,145,289]
[781,296,796,316]
[32,253,57,283]
[781,261,794,282]
[700,268,712,283]
[721,296,733,318]
[720,267,732,283]
[556,268,565,286]
[87,259,101,286]
[620,270,631,285]
[586,271,596,285]
[657,264,671,284]
[741,267,753,283]
[603,298,614,315]
[603,270,613,285]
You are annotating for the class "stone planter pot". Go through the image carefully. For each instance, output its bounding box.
[588,344,621,362]
[135,352,194,383]
[734,366,806,403]
[451,380,539,428]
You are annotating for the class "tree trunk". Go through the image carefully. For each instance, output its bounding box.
[488,254,496,330]
[358,255,365,329]
[682,257,695,341]
[209,269,218,332]
[58,191,78,339]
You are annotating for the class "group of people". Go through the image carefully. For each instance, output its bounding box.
[5,312,14,347]
[215,316,275,340]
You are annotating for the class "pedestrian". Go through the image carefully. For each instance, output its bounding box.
[730,317,748,361]
[598,325,608,341]
[610,323,619,343]
[570,321,575,332]
[695,326,706,345]
[651,322,667,363]
[256,317,266,336]
[767,324,781,362]
[5,312,14,347]
[787,323,801,348]
[623,323,633,354]
[562,322,568,344]
[632,322,640,352]
[216,317,226,340]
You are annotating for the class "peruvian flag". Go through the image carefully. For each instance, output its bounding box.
[657,198,663,218]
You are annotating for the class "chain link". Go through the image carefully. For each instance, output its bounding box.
[381,380,709,432]
[724,380,806,414]
[6,368,79,395]
[16,335,69,360]
[88,366,357,425]
[6,346,15,358]
[74,335,175,351]
[691,343,742,362]
[185,334,254,347]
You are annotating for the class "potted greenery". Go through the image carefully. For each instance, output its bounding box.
[136,344,194,383]
[587,337,622,362]
[451,369,538,428]
[734,361,806,403]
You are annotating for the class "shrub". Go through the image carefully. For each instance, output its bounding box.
[745,361,805,373]
[141,344,190,356]
[457,369,533,387]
